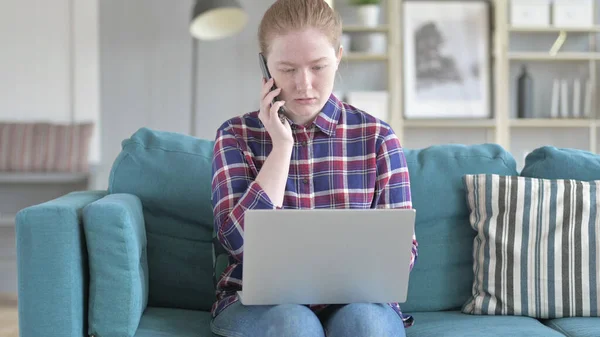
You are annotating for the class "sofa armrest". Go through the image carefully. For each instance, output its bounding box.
[82,193,148,337]
[15,190,107,337]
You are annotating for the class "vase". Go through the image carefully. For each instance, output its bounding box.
[516,65,534,118]
[356,5,380,27]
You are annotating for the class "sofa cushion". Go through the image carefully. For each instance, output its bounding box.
[109,128,216,311]
[406,311,564,337]
[134,307,213,337]
[543,317,600,337]
[83,193,149,337]
[521,146,600,181]
[401,144,518,312]
[462,174,600,318]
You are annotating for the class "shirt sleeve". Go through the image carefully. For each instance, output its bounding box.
[211,125,277,262]
[373,129,418,272]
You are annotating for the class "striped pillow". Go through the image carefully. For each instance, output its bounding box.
[462,174,600,318]
[0,122,94,172]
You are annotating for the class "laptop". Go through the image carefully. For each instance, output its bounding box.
[237,208,416,306]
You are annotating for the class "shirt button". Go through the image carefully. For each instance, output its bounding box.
[303,178,309,184]
[301,141,308,146]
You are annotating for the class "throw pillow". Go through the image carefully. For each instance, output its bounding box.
[521,146,600,181]
[462,173,600,319]
[0,122,94,172]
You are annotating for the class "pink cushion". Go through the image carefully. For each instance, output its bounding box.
[0,122,94,172]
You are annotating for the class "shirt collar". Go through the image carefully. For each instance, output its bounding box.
[303,93,341,137]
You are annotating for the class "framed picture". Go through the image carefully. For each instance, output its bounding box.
[403,1,491,119]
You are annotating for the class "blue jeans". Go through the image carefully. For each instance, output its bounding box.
[210,302,407,337]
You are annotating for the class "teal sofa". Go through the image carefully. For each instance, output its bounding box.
[15,127,600,337]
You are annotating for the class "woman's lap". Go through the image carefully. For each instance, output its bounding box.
[211,302,406,337]
[210,302,324,337]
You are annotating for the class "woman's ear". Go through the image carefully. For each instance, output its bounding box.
[336,45,343,68]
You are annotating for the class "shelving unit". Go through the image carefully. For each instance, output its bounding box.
[342,24,389,33]
[330,0,404,140]
[508,52,600,61]
[509,118,595,128]
[500,0,599,156]
[508,26,600,33]
[404,119,496,129]
[0,172,89,184]
[342,52,388,61]
[330,0,600,160]
[0,215,15,228]
[0,171,91,228]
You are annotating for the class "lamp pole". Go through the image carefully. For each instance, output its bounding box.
[188,0,248,137]
[190,37,198,137]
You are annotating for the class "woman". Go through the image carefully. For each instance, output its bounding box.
[210,0,417,336]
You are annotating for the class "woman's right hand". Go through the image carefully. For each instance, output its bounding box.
[259,77,293,149]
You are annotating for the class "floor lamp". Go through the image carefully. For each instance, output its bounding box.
[189,0,248,136]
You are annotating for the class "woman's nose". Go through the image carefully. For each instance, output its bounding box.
[295,69,312,91]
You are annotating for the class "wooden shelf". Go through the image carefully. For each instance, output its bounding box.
[0,215,15,228]
[342,53,388,61]
[404,119,496,128]
[508,52,600,61]
[0,293,18,305]
[342,25,389,33]
[510,118,595,128]
[0,172,89,184]
[509,26,600,33]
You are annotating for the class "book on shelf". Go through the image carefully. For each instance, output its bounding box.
[551,79,559,118]
[549,78,593,119]
[584,79,593,118]
[560,79,568,118]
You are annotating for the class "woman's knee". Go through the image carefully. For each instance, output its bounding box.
[324,303,406,337]
[258,304,325,337]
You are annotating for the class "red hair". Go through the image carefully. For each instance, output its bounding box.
[258,0,343,56]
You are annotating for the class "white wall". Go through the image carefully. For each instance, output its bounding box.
[97,0,195,190]
[0,0,100,164]
[96,0,276,189]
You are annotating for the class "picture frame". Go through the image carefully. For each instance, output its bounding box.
[402,1,492,119]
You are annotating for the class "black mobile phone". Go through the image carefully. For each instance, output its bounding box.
[259,53,286,123]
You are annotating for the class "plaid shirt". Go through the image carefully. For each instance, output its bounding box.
[211,94,418,328]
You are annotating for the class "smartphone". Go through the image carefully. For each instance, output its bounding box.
[259,53,286,123]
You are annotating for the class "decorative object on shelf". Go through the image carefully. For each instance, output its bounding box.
[510,0,551,28]
[552,0,594,28]
[548,31,567,56]
[402,1,491,119]
[351,32,387,53]
[346,91,389,122]
[349,0,381,27]
[340,33,351,50]
[516,65,534,118]
[368,32,386,53]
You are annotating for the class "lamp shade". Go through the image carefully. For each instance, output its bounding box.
[190,0,248,40]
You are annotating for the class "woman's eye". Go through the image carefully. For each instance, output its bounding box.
[282,68,295,73]
[313,65,325,71]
